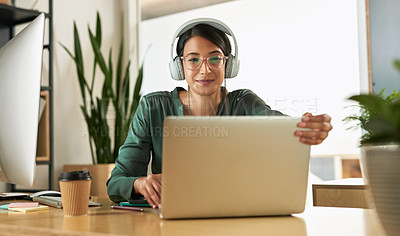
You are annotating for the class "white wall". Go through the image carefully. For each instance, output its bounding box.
[4,0,133,191]
[140,0,367,156]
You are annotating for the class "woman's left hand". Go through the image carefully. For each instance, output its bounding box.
[294,113,333,145]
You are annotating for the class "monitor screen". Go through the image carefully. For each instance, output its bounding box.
[0,14,45,187]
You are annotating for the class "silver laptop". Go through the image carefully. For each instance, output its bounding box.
[161,116,311,219]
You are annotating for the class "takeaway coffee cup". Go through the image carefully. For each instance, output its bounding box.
[59,171,92,216]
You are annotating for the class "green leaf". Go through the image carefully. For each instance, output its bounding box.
[59,42,74,60]
[108,48,114,94]
[365,116,395,135]
[114,62,131,155]
[89,12,102,96]
[394,60,400,73]
[100,50,114,108]
[80,105,96,164]
[122,61,131,114]
[88,28,108,77]
[73,22,84,80]
[348,95,387,116]
[95,97,113,163]
[96,11,102,47]
[113,41,124,156]
[386,89,400,103]
[127,62,144,122]
[347,90,400,145]
[116,39,124,99]
[60,41,91,98]
[72,22,90,108]
[133,63,144,101]
[61,27,92,112]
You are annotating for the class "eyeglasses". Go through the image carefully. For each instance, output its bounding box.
[181,55,228,71]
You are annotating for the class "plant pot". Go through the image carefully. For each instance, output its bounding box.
[63,163,115,197]
[361,145,400,236]
[359,149,369,183]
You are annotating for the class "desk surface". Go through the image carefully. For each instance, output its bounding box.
[0,197,385,236]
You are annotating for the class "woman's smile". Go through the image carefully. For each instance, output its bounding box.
[196,79,215,85]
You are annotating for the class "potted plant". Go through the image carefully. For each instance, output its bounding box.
[60,12,143,196]
[344,60,400,236]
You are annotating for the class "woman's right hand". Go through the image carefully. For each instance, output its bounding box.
[133,174,162,209]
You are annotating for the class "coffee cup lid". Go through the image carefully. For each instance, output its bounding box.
[58,171,92,181]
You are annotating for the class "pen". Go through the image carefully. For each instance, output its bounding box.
[111,205,144,212]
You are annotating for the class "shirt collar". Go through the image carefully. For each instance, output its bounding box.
[172,87,228,116]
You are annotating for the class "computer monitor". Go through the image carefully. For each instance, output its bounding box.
[0,14,45,187]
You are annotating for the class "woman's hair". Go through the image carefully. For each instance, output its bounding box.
[176,24,232,57]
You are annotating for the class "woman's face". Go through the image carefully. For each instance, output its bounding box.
[182,36,225,96]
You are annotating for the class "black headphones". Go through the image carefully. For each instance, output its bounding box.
[169,18,240,81]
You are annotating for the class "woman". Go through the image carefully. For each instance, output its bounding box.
[107,18,333,209]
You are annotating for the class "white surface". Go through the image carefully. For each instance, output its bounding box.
[296,207,383,236]
[30,190,61,198]
[140,0,366,156]
[0,14,45,187]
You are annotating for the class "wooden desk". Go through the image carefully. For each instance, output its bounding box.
[0,197,384,236]
[313,178,369,208]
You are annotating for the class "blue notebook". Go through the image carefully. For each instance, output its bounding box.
[121,201,150,207]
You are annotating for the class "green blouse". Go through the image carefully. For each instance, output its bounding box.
[106,87,284,202]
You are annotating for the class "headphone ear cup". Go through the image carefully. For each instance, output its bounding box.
[176,57,185,80]
[169,56,185,80]
[230,56,240,78]
[225,53,235,78]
